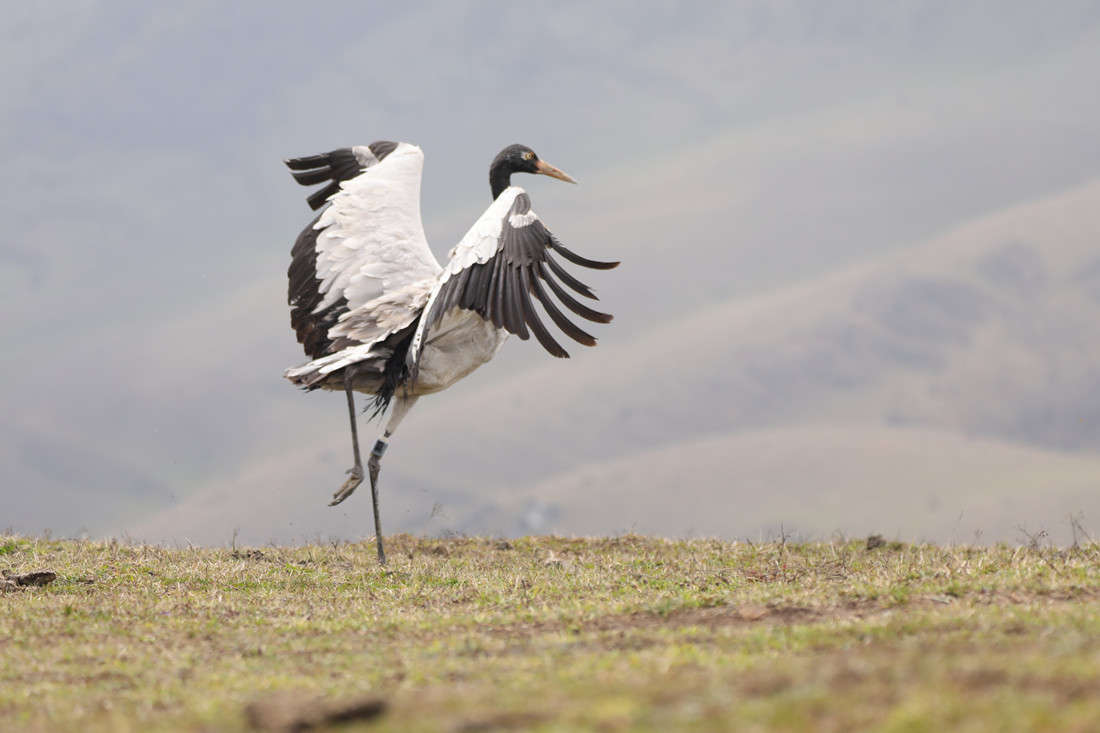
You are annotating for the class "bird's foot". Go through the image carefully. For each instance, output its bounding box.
[329,465,363,506]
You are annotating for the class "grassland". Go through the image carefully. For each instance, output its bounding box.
[3,532,1100,732]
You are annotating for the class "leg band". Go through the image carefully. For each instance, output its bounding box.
[370,437,389,459]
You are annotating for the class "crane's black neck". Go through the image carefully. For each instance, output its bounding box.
[489,163,513,200]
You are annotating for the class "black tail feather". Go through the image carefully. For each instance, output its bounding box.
[367,326,417,419]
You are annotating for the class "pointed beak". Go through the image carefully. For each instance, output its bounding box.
[535,159,577,184]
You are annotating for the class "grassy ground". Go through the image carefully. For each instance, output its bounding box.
[3,533,1100,732]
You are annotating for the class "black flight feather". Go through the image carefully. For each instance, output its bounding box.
[285,144,399,211]
[528,273,598,347]
[548,235,620,270]
[519,267,569,358]
[544,255,599,299]
[540,263,614,323]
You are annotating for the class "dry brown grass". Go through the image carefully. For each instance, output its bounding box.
[3,533,1100,731]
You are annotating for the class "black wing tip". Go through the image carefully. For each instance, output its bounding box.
[368,140,399,160]
[284,148,366,210]
[284,155,322,171]
[306,184,339,211]
[547,236,620,270]
[284,150,347,171]
[577,257,620,270]
[284,142,398,173]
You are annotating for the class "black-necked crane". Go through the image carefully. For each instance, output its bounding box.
[284,141,618,564]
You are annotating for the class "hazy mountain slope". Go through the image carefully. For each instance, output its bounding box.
[131,424,1100,547]
[515,425,1100,546]
[389,176,1100,489]
[132,177,1100,544]
[128,437,459,546]
[7,2,1100,539]
[0,421,174,536]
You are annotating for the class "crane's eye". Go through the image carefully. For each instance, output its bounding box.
[522,151,535,161]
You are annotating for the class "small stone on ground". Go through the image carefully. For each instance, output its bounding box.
[245,692,386,732]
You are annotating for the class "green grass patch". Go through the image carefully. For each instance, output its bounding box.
[3,534,1100,731]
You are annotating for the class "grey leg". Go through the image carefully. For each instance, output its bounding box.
[330,370,364,507]
[364,395,419,565]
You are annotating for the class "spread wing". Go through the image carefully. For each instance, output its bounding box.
[286,141,442,361]
[410,186,618,364]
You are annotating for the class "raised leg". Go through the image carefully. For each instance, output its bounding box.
[330,370,365,506]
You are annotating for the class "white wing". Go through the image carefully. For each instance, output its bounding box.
[286,142,442,361]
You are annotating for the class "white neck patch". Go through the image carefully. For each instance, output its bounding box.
[508,210,538,228]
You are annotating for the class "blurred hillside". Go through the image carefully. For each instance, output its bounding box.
[4,3,1100,543]
[136,178,1100,545]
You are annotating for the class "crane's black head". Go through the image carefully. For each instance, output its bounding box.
[489,144,576,199]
